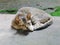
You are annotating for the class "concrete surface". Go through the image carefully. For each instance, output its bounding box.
[0,14,60,45]
[0,0,60,9]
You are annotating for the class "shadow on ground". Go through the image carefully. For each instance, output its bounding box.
[11,21,53,36]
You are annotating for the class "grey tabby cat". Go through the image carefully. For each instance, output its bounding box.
[11,7,53,31]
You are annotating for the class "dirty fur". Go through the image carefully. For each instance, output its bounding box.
[11,7,53,31]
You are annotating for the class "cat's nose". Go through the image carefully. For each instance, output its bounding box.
[28,25,34,31]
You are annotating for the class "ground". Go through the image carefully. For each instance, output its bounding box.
[0,14,60,45]
[0,0,60,45]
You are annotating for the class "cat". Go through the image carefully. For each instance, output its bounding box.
[11,12,34,31]
[11,7,53,31]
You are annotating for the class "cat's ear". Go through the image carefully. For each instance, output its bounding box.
[15,15,19,21]
[26,12,31,20]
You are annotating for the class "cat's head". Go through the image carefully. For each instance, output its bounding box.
[17,12,34,31]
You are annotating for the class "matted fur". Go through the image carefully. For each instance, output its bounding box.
[11,7,53,31]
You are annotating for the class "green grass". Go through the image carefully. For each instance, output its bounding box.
[51,11,60,16]
[0,6,60,16]
[50,6,60,16]
[0,8,18,14]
